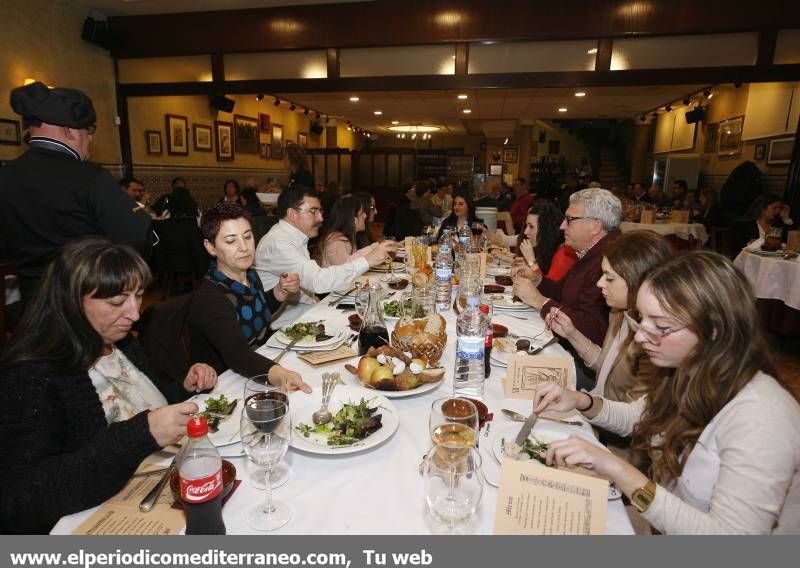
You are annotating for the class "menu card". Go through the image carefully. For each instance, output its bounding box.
[73,468,185,535]
[502,354,578,420]
[298,345,358,366]
[493,458,608,535]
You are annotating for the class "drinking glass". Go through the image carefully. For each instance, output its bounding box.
[243,376,290,489]
[423,447,483,531]
[382,237,398,279]
[354,281,371,322]
[428,398,479,466]
[241,378,292,531]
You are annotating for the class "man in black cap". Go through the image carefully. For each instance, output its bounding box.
[0,81,152,307]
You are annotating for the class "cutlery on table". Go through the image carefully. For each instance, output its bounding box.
[132,467,169,478]
[501,408,582,427]
[528,335,559,355]
[514,411,539,447]
[273,337,301,363]
[312,373,338,425]
[328,286,357,306]
[139,457,177,512]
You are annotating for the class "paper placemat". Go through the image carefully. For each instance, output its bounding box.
[298,345,358,366]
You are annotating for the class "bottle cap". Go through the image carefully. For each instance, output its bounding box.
[479,304,490,314]
[186,416,209,438]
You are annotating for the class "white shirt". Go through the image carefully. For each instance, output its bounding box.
[255,219,370,329]
[591,372,800,534]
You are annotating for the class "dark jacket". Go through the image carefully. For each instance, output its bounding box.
[0,336,189,534]
[538,230,620,346]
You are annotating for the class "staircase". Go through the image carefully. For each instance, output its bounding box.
[597,146,627,188]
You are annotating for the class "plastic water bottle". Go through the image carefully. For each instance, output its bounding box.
[434,248,453,312]
[453,293,489,398]
[177,416,226,534]
[457,224,472,250]
[438,228,452,255]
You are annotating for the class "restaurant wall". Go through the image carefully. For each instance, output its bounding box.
[0,0,120,166]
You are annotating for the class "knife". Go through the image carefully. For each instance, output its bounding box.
[273,337,300,363]
[328,286,357,306]
[139,457,177,512]
[514,412,539,446]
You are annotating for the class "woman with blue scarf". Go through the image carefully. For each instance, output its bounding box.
[188,203,311,393]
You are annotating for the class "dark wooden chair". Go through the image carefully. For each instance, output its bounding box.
[151,218,209,299]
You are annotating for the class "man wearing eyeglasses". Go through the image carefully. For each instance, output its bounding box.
[513,188,621,386]
[0,82,152,309]
[255,184,397,329]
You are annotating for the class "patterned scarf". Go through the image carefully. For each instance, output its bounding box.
[208,260,271,346]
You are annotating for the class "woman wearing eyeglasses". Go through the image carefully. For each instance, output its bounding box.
[532,251,800,534]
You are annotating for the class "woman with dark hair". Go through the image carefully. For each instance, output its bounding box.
[435,190,482,240]
[353,191,376,248]
[285,143,314,190]
[731,192,795,251]
[220,179,241,205]
[316,196,383,267]
[163,186,200,221]
[187,203,311,393]
[240,187,266,217]
[0,238,218,533]
[516,201,576,280]
[533,251,800,534]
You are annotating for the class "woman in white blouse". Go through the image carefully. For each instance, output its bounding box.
[532,251,800,534]
[317,195,383,267]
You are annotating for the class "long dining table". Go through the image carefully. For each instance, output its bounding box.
[52,271,635,535]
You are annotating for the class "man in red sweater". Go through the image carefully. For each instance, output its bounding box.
[513,188,621,348]
[509,178,534,232]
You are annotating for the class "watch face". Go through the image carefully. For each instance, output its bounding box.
[632,483,656,513]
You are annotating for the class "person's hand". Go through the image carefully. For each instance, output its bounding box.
[366,240,396,267]
[274,272,301,301]
[780,204,792,221]
[511,258,535,280]
[545,436,625,479]
[532,383,585,414]
[183,363,218,392]
[268,364,312,394]
[545,309,577,340]
[147,402,198,447]
[512,276,545,309]
[519,239,535,265]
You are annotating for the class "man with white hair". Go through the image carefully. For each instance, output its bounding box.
[513,188,621,348]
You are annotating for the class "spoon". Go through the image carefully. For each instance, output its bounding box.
[312,373,337,425]
[501,408,583,427]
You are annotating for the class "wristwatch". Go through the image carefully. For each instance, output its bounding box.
[631,480,657,513]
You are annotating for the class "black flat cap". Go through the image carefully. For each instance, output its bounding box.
[10,81,96,129]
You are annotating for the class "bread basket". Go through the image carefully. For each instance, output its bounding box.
[391,329,447,365]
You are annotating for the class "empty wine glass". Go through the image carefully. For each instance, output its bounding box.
[244,375,290,489]
[382,236,398,279]
[424,446,483,532]
[241,378,292,531]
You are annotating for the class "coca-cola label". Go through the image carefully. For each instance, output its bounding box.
[180,470,222,503]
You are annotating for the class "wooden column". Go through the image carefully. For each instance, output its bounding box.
[629,122,653,185]
[517,124,532,185]
[785,113,800,215]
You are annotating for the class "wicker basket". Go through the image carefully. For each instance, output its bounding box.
[391,329,448,366]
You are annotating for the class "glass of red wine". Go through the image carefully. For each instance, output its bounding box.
[241,377,292,531]
[243,375,290,490]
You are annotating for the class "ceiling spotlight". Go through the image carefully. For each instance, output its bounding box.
[558,107,568,112]
[503,137,509,145]
[463,109,472,114]
[391,120,399,125]
[401,133,406,139]
[349,96,360,102]
[574,91,587,97]
[374,110,382,116]
[397,133,401,139]
[682,98,691,105]
[289,103,296,111]
[457,94,468,100]
[412,133,417,140]
[256,94,264,101]
[587,47,598,54]
[304,108,309,116]
[274,98,280,106]
[664,105,672,112]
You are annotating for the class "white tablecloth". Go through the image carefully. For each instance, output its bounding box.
[52,274,634,535]
[620,221,708,244]
[734,250,800,311]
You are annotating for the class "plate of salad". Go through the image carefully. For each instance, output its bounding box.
[290,386,399,455]
[382,298,428,322]
[276,322,345,347]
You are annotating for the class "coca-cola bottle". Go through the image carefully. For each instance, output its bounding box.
[177,416,226,534]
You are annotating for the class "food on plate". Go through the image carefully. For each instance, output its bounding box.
[283,321,324,341]
[387,278,409,290]
[412,272,429,288]
[424,313,446,335]
[502,436,550,464]
[295,398,383,446]
[202,394,238,432]
[348,313,362,330]
[419,367,445,383]
[493,337,517,353]
[383,298,426,319]
[491,323,508,338]
[484,284,505,294]
[357,357,381,382]
[495,275,514,286]
[348,344,444,391]
[370,365,395,389]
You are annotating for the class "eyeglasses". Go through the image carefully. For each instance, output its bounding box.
[369,205,377,211]
[563,215,598,225]
[293,207,323,217]
[624,311,686,345]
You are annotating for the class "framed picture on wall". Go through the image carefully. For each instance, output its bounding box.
[234,115,259,154]
[259,113,270,133]
[260,143,270,159]
[754,143,767,161]
[502,147,518,163]
[145,130,162,155]
[215,120,234,161]
[271,124,284,160]
[0,118,21,145]
[704,123,719,154]
[718,116,743,157]
[767,136,795,166]
[165,114,189,155]
[193,123,212,152]
[298,132,308,147]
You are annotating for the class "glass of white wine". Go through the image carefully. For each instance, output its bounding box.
[423,447,483,532]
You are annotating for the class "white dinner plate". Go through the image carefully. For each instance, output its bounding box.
[276,325,347,347]
[486,293,529,310]
[491,423,621,500]
[371,261,406,273]
[289,386,399,455]
[339,370,444,398]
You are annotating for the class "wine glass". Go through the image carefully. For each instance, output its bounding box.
[423,447,483,532]
[241,378,292,531]
[382,236,398,280]
[429,398,479,465]
[354,281,371,323]
[243,376,290,489]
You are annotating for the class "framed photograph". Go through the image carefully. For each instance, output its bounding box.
[271,123,284,160]
[234,115,259,154]
[298,132,308,147]
[193,123,212,152]
[767,136,795,166]
[718,116,743,157]
[502,147,518,163]
[754,143,767,161]
[145,130,162,155]
[489,164,503,176]
[165,114,189,155]
[704,123,719,154]
[259,142,270,159]
[259,113,271,133]
[0,118,21,145]
[214,120,234,162]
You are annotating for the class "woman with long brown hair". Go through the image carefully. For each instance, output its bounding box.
[532,251,800,534]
